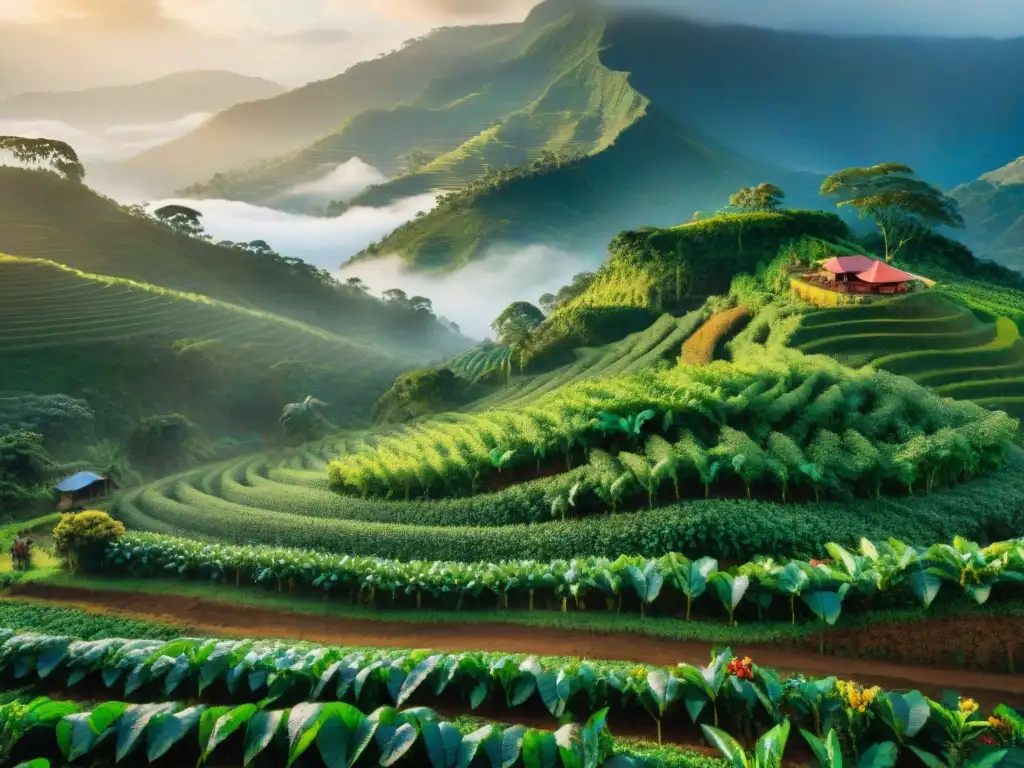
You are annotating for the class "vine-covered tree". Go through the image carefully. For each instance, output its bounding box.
[820,163,964,262]
[0,135,85,182]
[728,183,785,213]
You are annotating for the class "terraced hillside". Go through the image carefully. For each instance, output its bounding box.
[0,255,405,427]
[789,291,1024,419]
[0,168,467,360]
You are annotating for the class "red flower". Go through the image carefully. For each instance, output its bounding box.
[979,735,996,746]
[726,656,754,680]
[809,558,832,567]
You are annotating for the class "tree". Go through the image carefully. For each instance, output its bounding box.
[279,396,333,444]
[399,149,438,174]
[538,293,557,314]
[0,135,85,182]
[491,302,545,344]
[52,510,124,573]
[0,431,53,513]
[728,183,785,213]
[0,394,95,450]
[820,163,964,262]
[382,288,410,307]
[345,277,369,292]
[153,204,205,237]
[408,295,434,314]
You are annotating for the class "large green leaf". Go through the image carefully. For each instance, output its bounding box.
[701,725,747,767]
[522,729,558,768]
[164,654,192,696]
[379,722,418,767]
[423,721,463,768]
[286,702,324,767]
[554,723,583,768]
[483,725,526,768]
[857,742,898,768]
[316,703,376,768]
[202,703,257,762]
[36,639,71,679]
[456,725,493,768]
[56,713,95,762]
[146,705,204,762]
[537,670,566,717]
[114,703,175,763]
[907,568,942,608]
[396,655,441,708]
[753,720,789,768]
[242,709,284,766]
[801,591,843,625]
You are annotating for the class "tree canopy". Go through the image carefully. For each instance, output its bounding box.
[728,183,785,213]
[491,302,545,344]
[820,163,964,262]
[153,204,205,237]
[0,430,53,511]
[0,135,85,183]
[280,396,333,444]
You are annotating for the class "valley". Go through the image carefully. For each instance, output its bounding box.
[0,1,1022,766]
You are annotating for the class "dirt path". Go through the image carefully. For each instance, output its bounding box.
[8,584,1023,709]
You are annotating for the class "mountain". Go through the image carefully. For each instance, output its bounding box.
[119,25,517,191]
[349,109,822,269]
[950,157,1024,271]
[600,13,1024,189]
[0,70,286,129]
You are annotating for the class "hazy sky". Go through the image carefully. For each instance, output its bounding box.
[1,0,1022,96]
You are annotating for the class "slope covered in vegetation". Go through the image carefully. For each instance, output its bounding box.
[0,168,466,360]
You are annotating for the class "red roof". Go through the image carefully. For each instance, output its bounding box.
[820,255,876,274]
[856,261,915,284]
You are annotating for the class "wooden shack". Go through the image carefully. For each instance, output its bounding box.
[54,471,111,511]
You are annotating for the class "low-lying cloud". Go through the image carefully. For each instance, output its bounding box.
[284,158,388,202]
[338,245,595,338]
[147,194,438,272]
[142,194,596,338]
[0,112,211,162]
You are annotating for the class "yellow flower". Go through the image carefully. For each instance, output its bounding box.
[958,698,979,716]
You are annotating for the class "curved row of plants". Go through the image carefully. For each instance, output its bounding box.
[2,632,1020,767]
[0,695,619,768]
[102,533,1024,623]
[327,350,1018,508]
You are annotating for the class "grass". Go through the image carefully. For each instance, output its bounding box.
[680,306,751,364]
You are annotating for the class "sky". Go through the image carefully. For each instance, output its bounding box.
[2,0,1023,96]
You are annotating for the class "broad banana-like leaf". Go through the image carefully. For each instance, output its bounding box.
[396,655,441,708]
[701,725,748,767]
[522,729,559,768]
[146,705,204,762]
[202,703,258,762]
[423,720,463,768]
[857,741,898,768]
[316,703,376,768]
[456,725,493,768]
[242,709,284,766]
[753,720,790,768]
[878,690,929,742]
[115,702,177,762]
[379,722,418,767]
[906,568,942,608]
[482,725,526,768]
[801,591,843,625]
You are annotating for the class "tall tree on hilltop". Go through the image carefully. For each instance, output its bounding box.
[820,163,964,262]
[492,302,545,374]
[153,204,205,238]
[728,183,785,213]
[0,135,85,182]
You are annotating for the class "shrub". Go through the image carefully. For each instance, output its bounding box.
[52,510,125,573]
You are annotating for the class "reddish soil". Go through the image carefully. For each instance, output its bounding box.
[7,584,1023,710]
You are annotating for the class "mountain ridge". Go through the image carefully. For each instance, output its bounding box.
[0,70,286,129]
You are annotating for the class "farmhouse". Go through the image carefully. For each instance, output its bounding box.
[53,471,112,510]
[807,255,919,296]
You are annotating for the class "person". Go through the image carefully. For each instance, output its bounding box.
[10,530,32,571]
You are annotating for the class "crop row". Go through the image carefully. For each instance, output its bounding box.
[0,695,619,768]
[104,533,1024,622]
[114,443,1024,563]
[328,349,1018,503]
[2,633,1020,765]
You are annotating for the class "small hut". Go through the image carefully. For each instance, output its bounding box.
[855,261,915,295]
[54,471,111,511]
[819,255,876,284]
